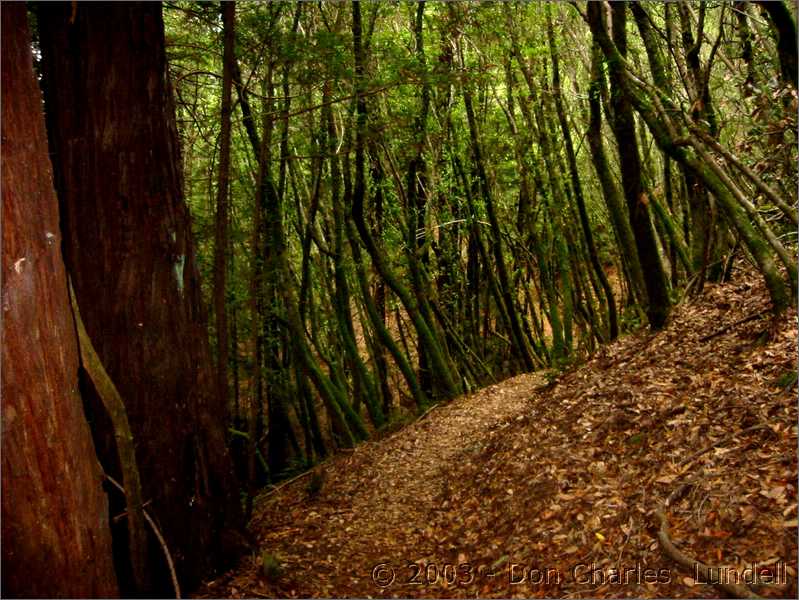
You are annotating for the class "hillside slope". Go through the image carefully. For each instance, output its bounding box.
[200,273,797,599]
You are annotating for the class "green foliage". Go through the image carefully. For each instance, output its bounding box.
[260,552,283,582]
[620,305,644,333]
[625,432,646,446]
[163,0,797,486]
[775,370,798,390]
[543,354,579,386]
[381,408,417,435]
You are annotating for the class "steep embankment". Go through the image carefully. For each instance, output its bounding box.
[200,273,797,599]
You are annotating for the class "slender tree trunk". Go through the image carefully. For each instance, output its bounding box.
[213,0,236,410]
[406,1,434,396]
[371,155,394,414]
[546,6,618,340]
[676,3,717,290]
[267,3,308,471]
[451,152,515,360]
[599,3,671,329]
[460,62,536,370]
[734,2,756,94]
[351,0,460,399]
[587,41,648,310]
[589,2,791,312]
[664,158,680,286]
[1,6,118,596]
[231,302,241,423]
[331,118,384,428]
[755,1,798,88]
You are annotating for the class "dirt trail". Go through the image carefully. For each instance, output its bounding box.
[202,373,545,598]
[320,372,544,558]
[200,274,797,599]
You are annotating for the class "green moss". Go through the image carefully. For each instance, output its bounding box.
[775,371,798,390]
[260,552,283,582]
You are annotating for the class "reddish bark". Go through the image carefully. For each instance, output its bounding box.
[1,4,119,597]
[37,2,245,593]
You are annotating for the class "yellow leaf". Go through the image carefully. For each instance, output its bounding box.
[595,532,605,541]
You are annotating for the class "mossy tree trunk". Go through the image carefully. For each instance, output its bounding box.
[598,3,671,329]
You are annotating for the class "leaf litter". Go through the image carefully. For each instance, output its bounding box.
[198,271,797,598]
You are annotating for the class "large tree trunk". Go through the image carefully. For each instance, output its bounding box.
[37,2,244,594]
[1,5,118,597]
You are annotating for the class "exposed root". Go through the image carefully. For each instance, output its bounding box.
[655,507,763,599]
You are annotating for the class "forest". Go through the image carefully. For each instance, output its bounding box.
[1,0,797,598]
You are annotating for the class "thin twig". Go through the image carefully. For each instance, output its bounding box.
[416,402,441,423]
[698,312,767,342]
[259,455,338,502]
[112,500,153,524]
[616,517,633,569]
[677,424,770,468]
[104,473,182,599]
[242,588,273,598]
[655,423,777,597]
